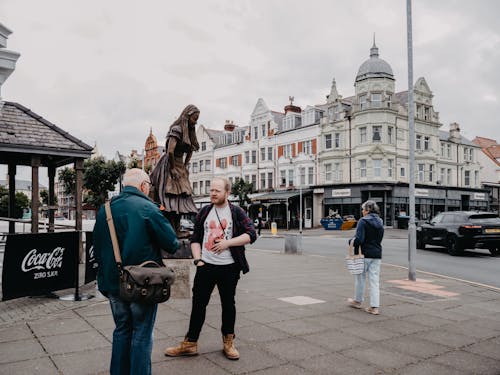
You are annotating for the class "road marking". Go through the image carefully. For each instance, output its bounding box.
[383,262,500,292]
[278,296,325,305]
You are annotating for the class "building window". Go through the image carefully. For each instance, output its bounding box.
[440,143,445,157]
[418,164,425,182]
[388,159,394,177]
[260,173,266,189]
[388,126,394,144]
[251,175,257,189]
[474,171,479,186]
[308,167,314,185]
[200,181,204,193]
[244,174,249,182]
[447,144,451,158]
[360,127,367,144]
[359,94,367,110]
[386,94,392,108]
[253,127,258,140]
[440,168,445,184]
[199,160,204,171]
[205,160,211,171]
[300,167,306,185]
[371,93,381,108]
[333,162,342,182]
[267,172,273,189]
[288,169,294,187]
[325,134,332,149]
[201,141,206,151]
[280,170,286,186]
[424,136,430,151]
[334,133,340,148]
[429,164,434,182]
[302,140,312,155]
[267,147,273,161]
[416,135,422,150]
[193,182,198,195]
[261,124,266,137]
[251,150,257,164]
[325,163,332,181]
[464,170,470,186]
[231,155,239,166]
[193,162,198,173]
[360,160,367,178]
[260,147,266,161]
[284,144,292,158]
[245,151,249,164]
[447,168,452,185]
[424,107,430,121]
[373,159,382,177]
[205,180,210,194]
[219,158,226,169]
[401,167,405,177]
[372,126,382,142]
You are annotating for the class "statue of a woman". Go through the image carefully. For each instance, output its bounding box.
[150,104,200,238]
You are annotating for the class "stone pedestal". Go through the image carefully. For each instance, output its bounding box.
[163,259,192,298]
[282,234,303,255]
[162,239,192,298]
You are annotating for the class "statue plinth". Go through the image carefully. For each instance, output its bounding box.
[162,238,192,299]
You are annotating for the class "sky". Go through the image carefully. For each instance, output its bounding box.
[1,0,499,167]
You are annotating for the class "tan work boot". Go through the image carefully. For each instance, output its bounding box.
[222,334,239,360]
[164,338,198,357]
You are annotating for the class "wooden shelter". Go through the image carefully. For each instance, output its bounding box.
[0,101,92,252]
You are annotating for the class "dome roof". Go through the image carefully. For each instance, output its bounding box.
[355,41,394,82]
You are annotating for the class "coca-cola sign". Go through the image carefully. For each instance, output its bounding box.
[84,231,97,284]
[2,232,78,301]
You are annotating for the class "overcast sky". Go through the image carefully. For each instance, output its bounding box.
[1,0,499,164]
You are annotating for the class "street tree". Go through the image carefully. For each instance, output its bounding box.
[0,186,31,218]
[40,189,58,205]
[231,179,253,212]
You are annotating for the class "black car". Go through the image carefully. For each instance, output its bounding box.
[417,211,500,256]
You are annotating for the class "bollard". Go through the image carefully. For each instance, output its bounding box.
[271,222,278,236]
[282,233,302,255]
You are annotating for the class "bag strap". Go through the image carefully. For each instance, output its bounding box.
[348,241,363,257]
[104,200,123,268]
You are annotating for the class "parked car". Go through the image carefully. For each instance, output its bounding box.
[416,211,500,256]
[180,218,194,231]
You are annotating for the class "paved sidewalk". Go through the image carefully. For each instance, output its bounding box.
[1,249,500,374]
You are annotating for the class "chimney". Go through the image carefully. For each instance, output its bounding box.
[0,23,21,106]
[224,120,236,132]
[449,122,461,142]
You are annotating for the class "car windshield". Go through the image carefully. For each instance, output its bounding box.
[469,214,500,224]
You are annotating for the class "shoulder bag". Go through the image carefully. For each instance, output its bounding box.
[105,201,175,304]
[345,242,365,275]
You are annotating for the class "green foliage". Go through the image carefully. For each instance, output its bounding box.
[58,167,75,195]
[128,158,140,169]
[0,185,31,218]
[231,179,253,211]
[40,189,58,205]
[57,157,126,210]
[83,157,126,209]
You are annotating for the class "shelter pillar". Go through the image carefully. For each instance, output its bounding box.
[31,156,41,233]
[48,165,56,232]
[7,162,16,234]
[75,158,84,261]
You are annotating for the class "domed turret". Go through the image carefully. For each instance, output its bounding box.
[355,38,394,82]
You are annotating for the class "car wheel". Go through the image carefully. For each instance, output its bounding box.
[489,247,500,256]
[417,235,426,250]
[446,235,463,256]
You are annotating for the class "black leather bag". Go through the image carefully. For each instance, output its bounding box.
[105,201,175,304]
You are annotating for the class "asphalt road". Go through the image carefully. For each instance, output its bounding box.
[249,236,500,289]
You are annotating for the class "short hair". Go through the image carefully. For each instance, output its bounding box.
[362,200,380,214]
[212,177,231,192]
[123,168,150,189]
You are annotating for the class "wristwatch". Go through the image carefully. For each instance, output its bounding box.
[193,259,202,266]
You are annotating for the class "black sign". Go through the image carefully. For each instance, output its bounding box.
[84,231,98,284]
[2,232,78,301]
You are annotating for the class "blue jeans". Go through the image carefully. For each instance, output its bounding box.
[108,294,158,375]
[354,258,381,308]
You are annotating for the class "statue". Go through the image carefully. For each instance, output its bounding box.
[150,104,200,238]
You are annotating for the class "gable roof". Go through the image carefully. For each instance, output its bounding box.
[0,101,92,166]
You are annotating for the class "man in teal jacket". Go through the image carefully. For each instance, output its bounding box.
[94,168,179,375]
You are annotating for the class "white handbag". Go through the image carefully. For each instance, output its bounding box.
[345,242,365,275]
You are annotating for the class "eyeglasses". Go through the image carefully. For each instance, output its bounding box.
[143,180,152,186]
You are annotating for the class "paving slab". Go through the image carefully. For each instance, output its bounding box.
[431,350,500,375]
[0,357,58,375]
[0,339,45,364]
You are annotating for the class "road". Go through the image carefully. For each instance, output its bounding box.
[249,235,500,289]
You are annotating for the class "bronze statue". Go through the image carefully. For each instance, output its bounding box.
[150,104,200,238]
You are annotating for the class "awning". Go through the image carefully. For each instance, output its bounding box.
[251,189,312,204]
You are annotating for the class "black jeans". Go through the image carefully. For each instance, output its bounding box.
[186,262,241,341]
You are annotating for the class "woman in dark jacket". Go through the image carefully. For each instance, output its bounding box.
[348,200,384,315]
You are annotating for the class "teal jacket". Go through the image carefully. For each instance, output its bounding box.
[94,186,179,296]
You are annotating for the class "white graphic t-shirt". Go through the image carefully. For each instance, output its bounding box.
[201,205,234,265]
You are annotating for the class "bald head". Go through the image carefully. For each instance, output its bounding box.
[123,168,150,190]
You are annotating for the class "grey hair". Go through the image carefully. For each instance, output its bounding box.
[362,200,379,214]
[123,168,150,189]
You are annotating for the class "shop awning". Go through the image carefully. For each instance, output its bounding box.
[251,189,312,204]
